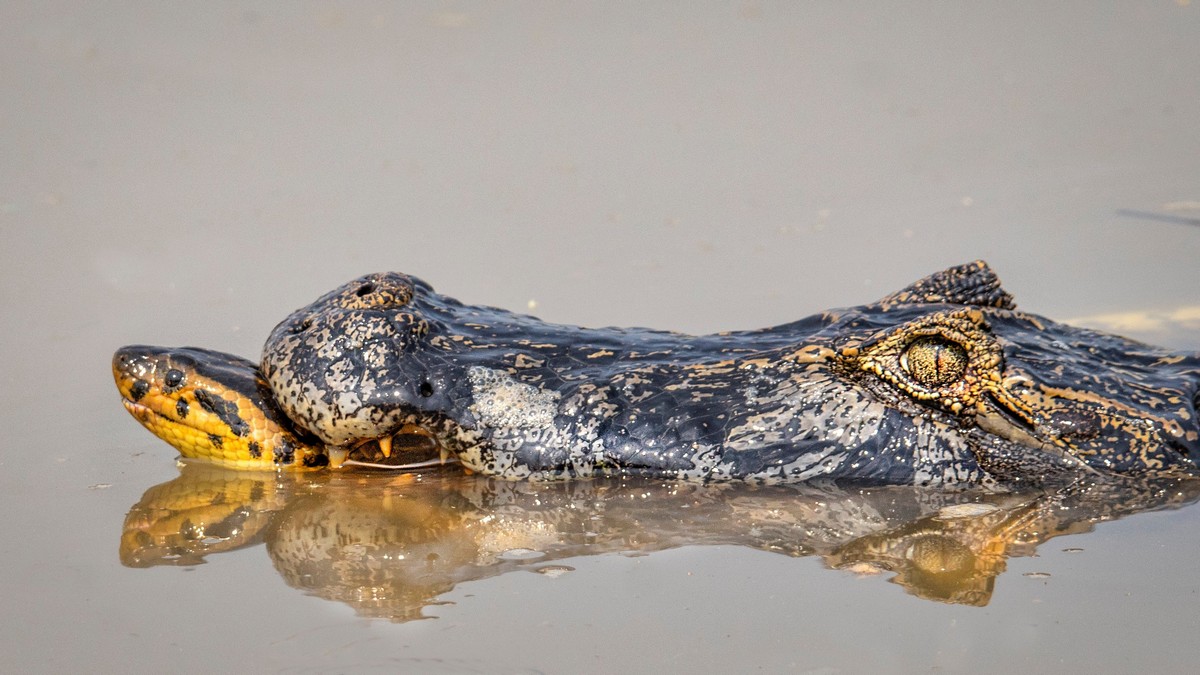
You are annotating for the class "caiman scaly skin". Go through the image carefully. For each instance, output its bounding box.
[253,261,1200,484]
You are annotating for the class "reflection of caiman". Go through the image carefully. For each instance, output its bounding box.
[113,261,1200,485]
[119,464,1200,616]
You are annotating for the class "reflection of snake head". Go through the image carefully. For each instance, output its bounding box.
[119,463,294,567]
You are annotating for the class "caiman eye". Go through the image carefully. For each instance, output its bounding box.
[900,336,968,388]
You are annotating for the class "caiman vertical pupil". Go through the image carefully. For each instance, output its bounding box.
[902,336,968,388]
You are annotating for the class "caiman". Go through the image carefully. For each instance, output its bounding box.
[112,261,1200,486]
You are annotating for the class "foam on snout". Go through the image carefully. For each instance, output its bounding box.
[468,366,561,431]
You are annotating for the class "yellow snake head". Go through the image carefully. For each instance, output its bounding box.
[113,345,329,469]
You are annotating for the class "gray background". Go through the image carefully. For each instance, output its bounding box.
[2,2,1198,673]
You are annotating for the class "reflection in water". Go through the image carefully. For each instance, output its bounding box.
[120,463,1200,619]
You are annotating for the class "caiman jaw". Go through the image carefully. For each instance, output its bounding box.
[333,424,458,470]
[987,375,1199,475]
[970,383,1099,473]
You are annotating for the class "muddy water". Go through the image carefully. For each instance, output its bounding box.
[3,3,1199,673]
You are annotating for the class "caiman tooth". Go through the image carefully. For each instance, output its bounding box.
[378,435,393,458]
[328,446,349,468]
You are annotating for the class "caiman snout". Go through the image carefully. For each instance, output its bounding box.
[966,337,1200,478]
[1062,353,1200,472]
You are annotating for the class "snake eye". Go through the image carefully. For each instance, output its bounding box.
[164,369,185,389]
[900,336,967,388]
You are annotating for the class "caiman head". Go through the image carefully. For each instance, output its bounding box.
[259,261,1199,483]
[834,294,1199,480]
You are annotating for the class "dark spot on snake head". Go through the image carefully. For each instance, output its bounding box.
[130,379,150,402]
[207,433,223,448]
[175,398,189,419]
[290,317,313,335]
[355,283,375,297]
[193,389,250,437]
[248,441,262,458]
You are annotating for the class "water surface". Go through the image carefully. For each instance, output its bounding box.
[3,2,1199,672]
